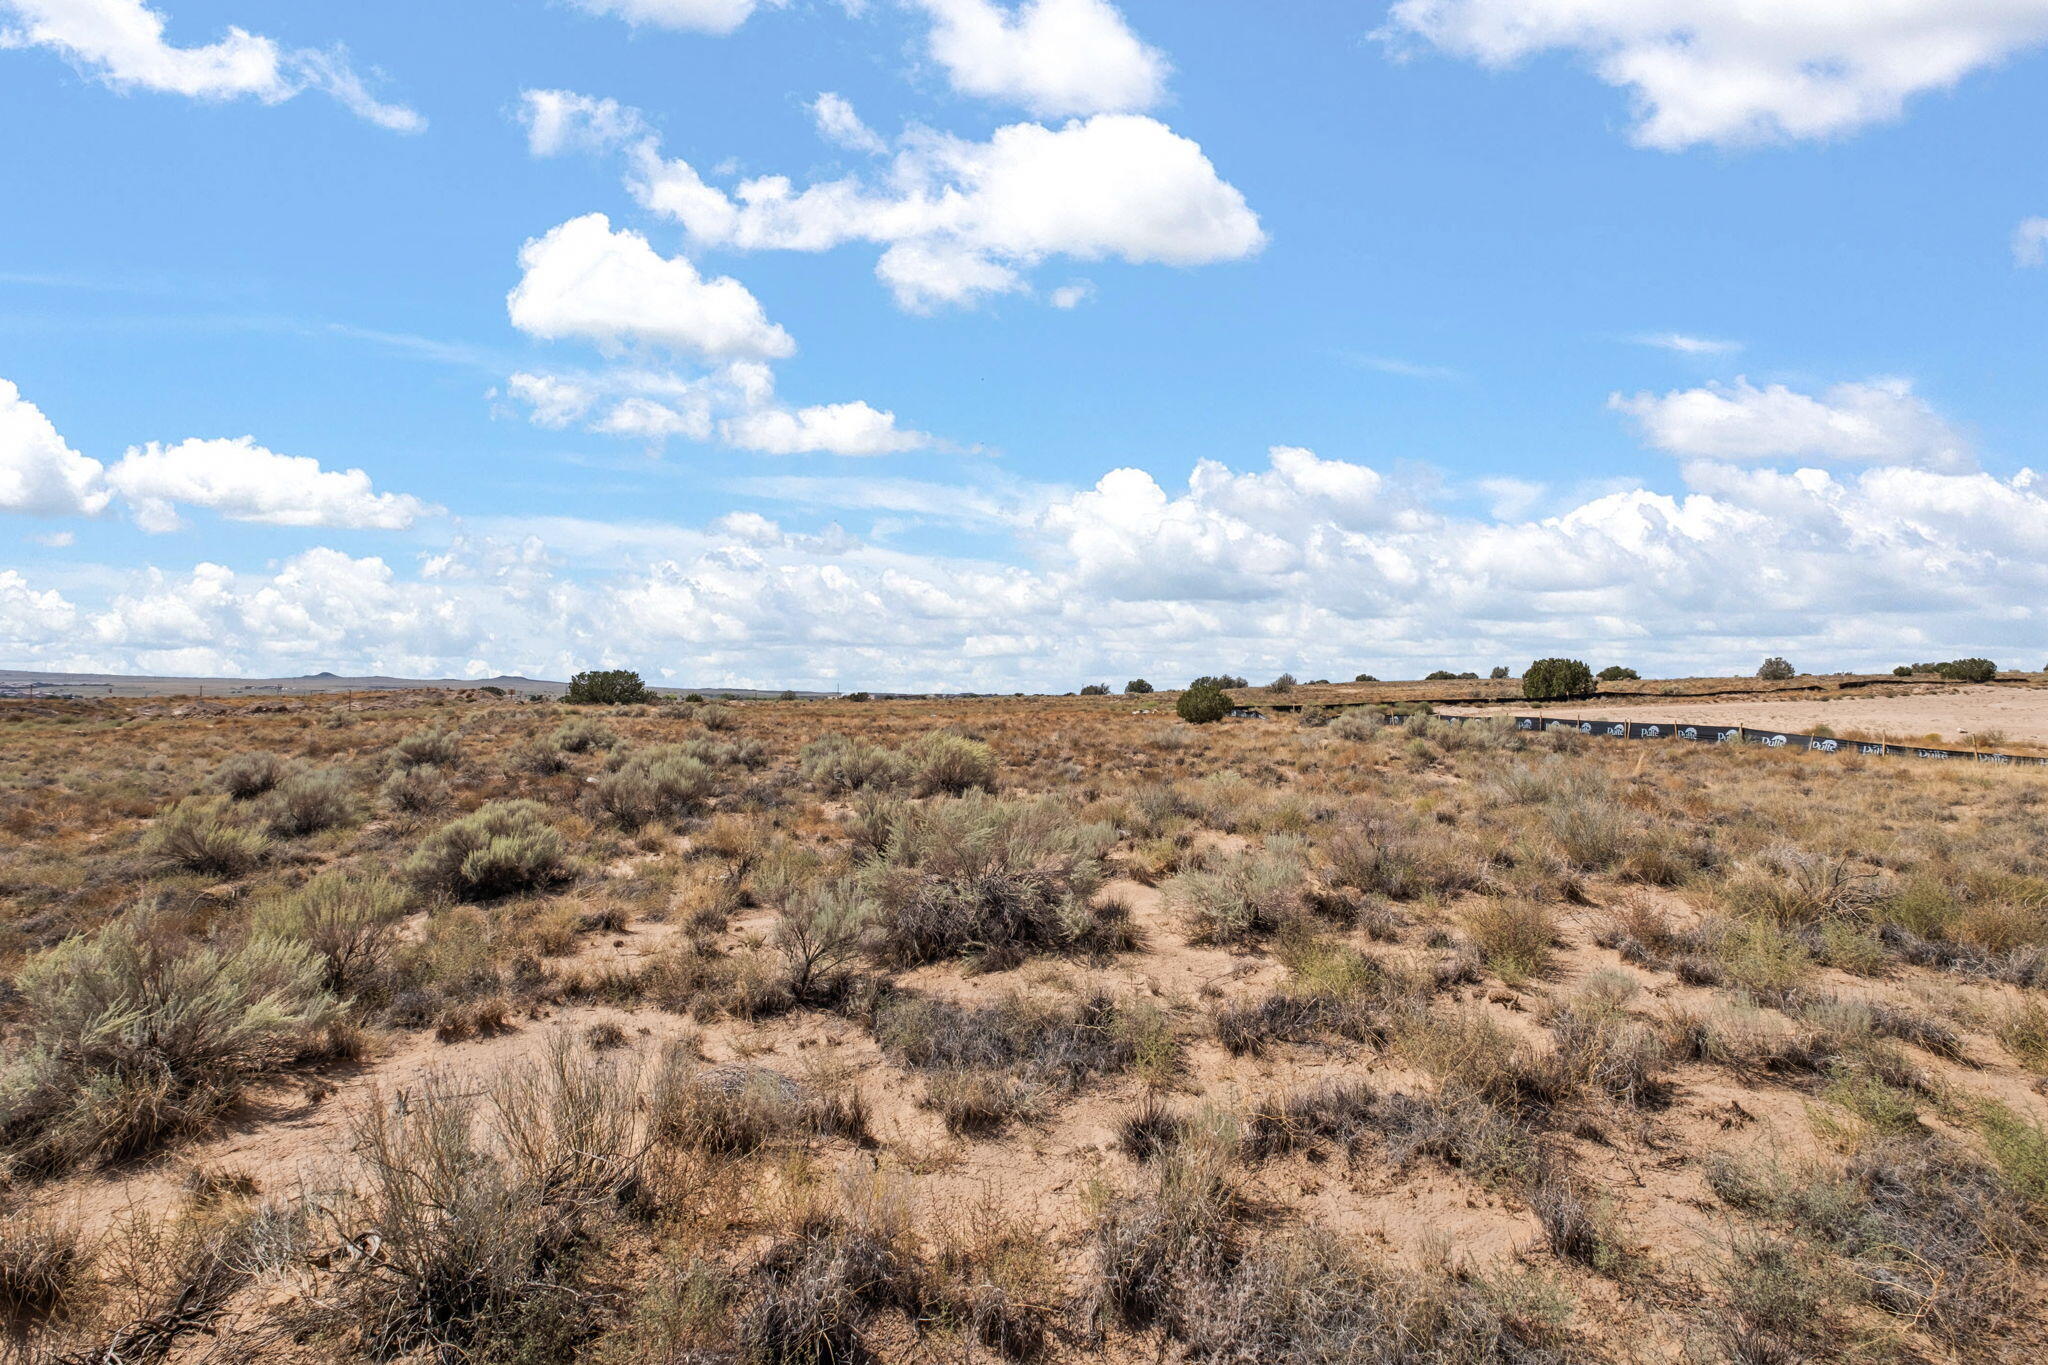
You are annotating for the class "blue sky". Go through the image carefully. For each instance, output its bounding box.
[2,0,2045,690]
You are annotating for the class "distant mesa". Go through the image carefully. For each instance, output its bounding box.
[0,667,835,701]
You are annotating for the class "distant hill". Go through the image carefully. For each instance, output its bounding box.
[0,669,829,700]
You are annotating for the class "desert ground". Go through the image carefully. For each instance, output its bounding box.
[1445,683,2048,752]
[2,686,2046,1363]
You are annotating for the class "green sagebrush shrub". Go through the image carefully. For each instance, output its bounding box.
[390,728,461,769]
[863,794,1119,969]
[799,731,995,797]
[257,765,356,837]
[594,746,715,826]
[144,796,270,877]
[908,731,997,796]
[253,872,410,993]
[0,909,336,1173]
[207,750,289,800]
[800,733,912,793]
[551,716,619,753]
[404,800,569,900]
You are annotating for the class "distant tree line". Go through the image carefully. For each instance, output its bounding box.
[1895,659,1999,683]
[558,652,2021,714]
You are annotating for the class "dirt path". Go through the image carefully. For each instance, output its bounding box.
[1448,684,2048,749]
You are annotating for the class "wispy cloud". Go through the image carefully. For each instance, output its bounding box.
[1345,353,1462,381]
[2014,217,2048,268]
[318,323,506,371]
[1473,476,1544,519]
[0,305,509,373]
[722,473,1055,528]
[1635,332,1743,355]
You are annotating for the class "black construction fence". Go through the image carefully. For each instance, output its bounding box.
[1365,711,2048,767]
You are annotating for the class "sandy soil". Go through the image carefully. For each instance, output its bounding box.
[1449,684,2048,749]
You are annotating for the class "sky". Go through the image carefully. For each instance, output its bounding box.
[1,0,2045,692]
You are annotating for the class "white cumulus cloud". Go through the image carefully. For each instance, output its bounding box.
[0,569,77,648]
[811,91,887,154]
[0,378,112,516]
[507,213,796,361]
[0,0,421,131]
[505,358,939,457]
[725,400,931,456]
[9,445,2042,689]
[2,376,435,532]
[1048,280,1095,309]
[501,223,938,455]
[913,0,1169,117]
[105,437,436,533]
[627,111,1265,311]
[520,89,649,157]
[504,372,597,429]
[1610,378,1972,471]
[1378,0,2048,149]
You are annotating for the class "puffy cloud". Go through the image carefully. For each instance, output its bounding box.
[3,376,434,532]
[9,448,2042,688]
[0,569,77,648]
[1610,378,1971,471]
[1036,446,1429,602]
[1377,1,2048,149]
[501,212,940,455]
[1031,449,2046,669]
[520,89,649,157]
[913,0,1169,116]
[0,0,421,131]
[0,378,111,516]
[627,112,1264,310]
[507,213,796,361]
[504,372,596,428]
[724,400,931,456]
[2015,216,2048,267]
[1041,465,1301,601]
[811,92,886,155]
[8,532,1054,684]
[103,437,435,533]
[1048,280,1095,309]
[79,550,454,671]
[505,358,937,457]
[0,0,277,99]
[599,395,715,442]
[872,240,1025,312]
